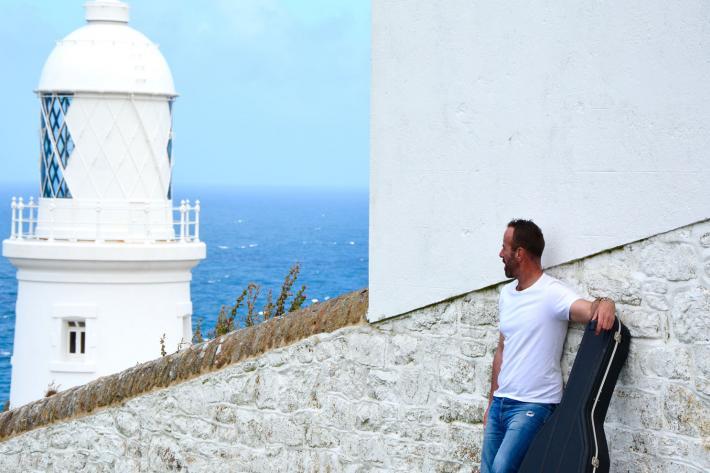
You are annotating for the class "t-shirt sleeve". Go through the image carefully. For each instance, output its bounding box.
[548,280,581,321]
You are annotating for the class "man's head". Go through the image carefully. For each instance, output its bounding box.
[499,219,545,278]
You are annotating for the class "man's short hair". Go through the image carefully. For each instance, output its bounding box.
[507,219,545,259]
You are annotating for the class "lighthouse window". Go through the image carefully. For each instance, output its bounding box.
[67,321,86,355]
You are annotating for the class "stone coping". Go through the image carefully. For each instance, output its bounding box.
[0,289,369,441]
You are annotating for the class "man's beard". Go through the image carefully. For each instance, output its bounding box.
[503,259,517,278]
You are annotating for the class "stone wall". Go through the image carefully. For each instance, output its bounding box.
[0,221,708,472]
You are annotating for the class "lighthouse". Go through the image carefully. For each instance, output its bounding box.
[2,0,205,408]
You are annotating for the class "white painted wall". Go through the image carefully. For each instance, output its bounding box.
[369,0,710,321]
[4,240,204,407]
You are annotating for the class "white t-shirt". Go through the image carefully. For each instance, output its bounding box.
[494,273,580,404]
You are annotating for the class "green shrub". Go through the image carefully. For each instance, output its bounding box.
[198,263,308,342]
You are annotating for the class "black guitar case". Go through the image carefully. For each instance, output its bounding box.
[519,318,631,473]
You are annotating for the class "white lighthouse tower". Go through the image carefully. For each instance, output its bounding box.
[2,0,206,408]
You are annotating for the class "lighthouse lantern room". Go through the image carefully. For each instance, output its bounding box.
[3,0,206,408]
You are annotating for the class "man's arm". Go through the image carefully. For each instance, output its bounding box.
[484,333,505,426]
[569,297,616,335]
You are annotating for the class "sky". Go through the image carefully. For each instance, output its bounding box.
[0,0,370,190]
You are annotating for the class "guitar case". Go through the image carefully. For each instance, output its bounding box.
[519,318,631,473]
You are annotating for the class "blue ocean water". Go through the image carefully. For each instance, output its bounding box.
[0,184,369,404]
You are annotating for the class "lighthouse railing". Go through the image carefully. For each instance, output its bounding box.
[8,198,201,244]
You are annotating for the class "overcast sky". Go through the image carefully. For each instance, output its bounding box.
[0,0,370,190]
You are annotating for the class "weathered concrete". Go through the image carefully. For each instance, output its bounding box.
[0,222,709,472]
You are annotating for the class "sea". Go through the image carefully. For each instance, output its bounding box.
[0,184,369,404]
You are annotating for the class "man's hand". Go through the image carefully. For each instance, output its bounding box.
[591,298,615,334]
[570,297,616,335]
[483,402,491,426]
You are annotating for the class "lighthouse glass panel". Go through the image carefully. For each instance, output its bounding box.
[40,94,74,198]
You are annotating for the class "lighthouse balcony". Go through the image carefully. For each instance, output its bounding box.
[7,197,200,244]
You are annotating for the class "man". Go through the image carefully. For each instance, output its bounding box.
[481,219,616,473]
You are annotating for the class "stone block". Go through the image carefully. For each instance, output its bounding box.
[227,372,259,405]
[342,435,388,466]
[387,454,426,472]
[437,396,485,424]
[670,286,710,343]
[607,387,663,430]
[615,345,647,388]
[610,454,656,473]
[113,410,140,437]
[455,325,497,348]
[656,227,692,244]
[699,231,710,248]
[606,426,657,456]
[354,402,385,432]
[693,344,710,396]
[458,339,489,359]
[256,350,289,369]
[49,430,73,449]
[618,306,665,339]
[655,433,706,464]
[346,331,387,367]
[254,371,280,410]
[320,394,357,431]
[305,424,339,448]
[402,406,434,425]
[380,420,419,442]
[640,243,697,281]
[319,361,371,399]
[278,369,322,413]
[442,424,483,464]
[313,334,348,363]
[293,339,316,364]
[585,273,641,306]
[662,384,709,438]
[211,403,238,424]
[386,333,420,366]
[366,368,399,403]
[645,293,670,311]
[642,346,692,381]
[398,301,458,337]
[460,296,498,327]
[168,379,220,414]
[147,435,186,472]
[269,416,306,447]
[395,367,433,405]
[641,279,668,295]
[233,410,271,448]
[437,356,476,395]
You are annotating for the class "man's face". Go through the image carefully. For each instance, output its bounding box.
[499,226,519,278]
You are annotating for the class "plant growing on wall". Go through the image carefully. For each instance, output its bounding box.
[194,263,308,343]
[44,381,60,398]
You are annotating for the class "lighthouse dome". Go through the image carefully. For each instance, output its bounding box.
[37,0,176,97]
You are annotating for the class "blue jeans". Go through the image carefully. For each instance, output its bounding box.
[481,396,556,473]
